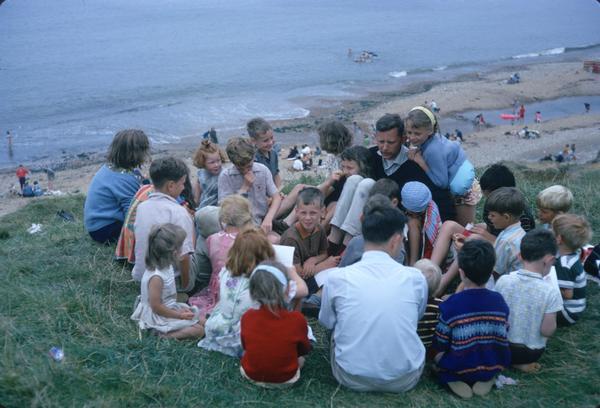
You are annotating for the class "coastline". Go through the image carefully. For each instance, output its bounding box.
[1,58,599,218]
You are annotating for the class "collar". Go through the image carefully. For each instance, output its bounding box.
[378,145,408,167]
[256,150,272,161]
[503,222,522,233]
[420,135,435,150]
[516,269,543,280]
[149,191,179,203]
[295,222,319,239]
[361,250,393,261]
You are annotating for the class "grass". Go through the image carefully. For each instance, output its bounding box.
[1,162,599,407]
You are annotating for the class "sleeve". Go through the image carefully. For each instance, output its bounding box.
[217,171,234,204]
[555,258,575,290]
[264,167,278,197]
[273,152,280,176]
[416,272,428,319]
[319,229,328,255]
[432,305,452,353]
[179,209,196,255]
[546,289,564,314]
[494,241,511,275]
[118,175,142,217]
[293,313,312,356]
[318,277,337,329]
[280,234,302,266]
[240,313,248,351]
[423,141,450,189]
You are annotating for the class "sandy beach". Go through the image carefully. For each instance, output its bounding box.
[1,60,598,218]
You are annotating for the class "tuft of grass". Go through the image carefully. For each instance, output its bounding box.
[1,164,599,407]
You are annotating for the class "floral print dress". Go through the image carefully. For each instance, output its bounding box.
[197,268,254,357]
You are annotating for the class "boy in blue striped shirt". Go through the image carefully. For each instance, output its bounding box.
[552,214,592,325]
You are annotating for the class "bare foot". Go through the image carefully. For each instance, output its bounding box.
[513,362,541,373]
[447,381,473,399]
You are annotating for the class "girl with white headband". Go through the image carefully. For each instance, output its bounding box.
[405,107,479,226]
[240,261,311,387]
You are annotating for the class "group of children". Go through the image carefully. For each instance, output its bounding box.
[81,107,596,395]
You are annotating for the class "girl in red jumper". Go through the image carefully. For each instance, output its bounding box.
[240,261,311,387]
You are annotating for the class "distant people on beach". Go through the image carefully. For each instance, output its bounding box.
[474,113,486,129]
[354,50,377,63]
[16,164,29,192]
[535,111,542,123]
[6,130,14,158]
[508,72,520,84]
[287,145,299,159]
[455,129,464,142]
[203,127,219,145]
[44,168,56,191]
[518,104,525,123]
[584,102,590,113]
[429,100,440,113]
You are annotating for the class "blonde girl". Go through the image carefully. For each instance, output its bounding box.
[193,139,227,209]
[130,223,204,339]
[189,195,254,316]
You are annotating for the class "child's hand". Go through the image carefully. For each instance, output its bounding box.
[322,256,341,269]
[260,217,273,234]
[243,171,255,188]
[452,233,467,251]
[178,309,195,320]
[330,170,344,182]
[407,147,420,161]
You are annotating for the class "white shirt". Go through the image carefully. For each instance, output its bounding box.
[132,192,195,281]
[319,250,427,380]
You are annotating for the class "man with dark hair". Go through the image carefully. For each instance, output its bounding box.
[319,205,427,393]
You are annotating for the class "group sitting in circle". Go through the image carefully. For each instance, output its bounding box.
[82,107,594,398]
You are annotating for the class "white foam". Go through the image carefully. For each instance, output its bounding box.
[433,65,448,71]
[388,71,407,78]
[512,47,565,59]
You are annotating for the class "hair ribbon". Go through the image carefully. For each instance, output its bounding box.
[250,265,287,287]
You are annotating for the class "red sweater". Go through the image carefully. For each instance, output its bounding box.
[241,306,311,383]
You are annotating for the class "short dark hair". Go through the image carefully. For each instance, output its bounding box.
[375,113,404,135]
[368,179,400,201]
[107,129,150,170]
[340,146,372,178]
[486,187,525,217]
[362,206,406,244]
[479,164,516,192]
[318,121,353,154]
[520,228,558,262]
[149,157,189,189]
[297,186,324,207]
[458,239,496,285]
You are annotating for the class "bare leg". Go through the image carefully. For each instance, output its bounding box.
[513,362,541,373]
[430,221,464,266]
[298,356,305,369]
[161,323,205,340]
[436,259,459,297]
[406,217,422,266]
[328,225,344,245]
[321,202,337,230]
[455,203,476,227]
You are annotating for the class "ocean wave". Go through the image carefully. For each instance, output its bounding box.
[512,47,566,59]
[388,71,407,78]
[433,65,448,71]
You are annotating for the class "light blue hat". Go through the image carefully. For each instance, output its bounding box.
[401,181,431,213]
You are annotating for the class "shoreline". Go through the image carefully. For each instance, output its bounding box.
[1,58,599,218]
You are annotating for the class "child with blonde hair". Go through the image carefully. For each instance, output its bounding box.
[131,223,204,339]
[189,195,253,316]
[536,185,573,227]
[553,214,592,325]
[193,139,227,209]
[198,229,307,357]
[240,261,311,387]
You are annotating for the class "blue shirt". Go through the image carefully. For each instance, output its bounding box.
[84,164,141,232]
[420,134,467,190]
[254,150,279,180]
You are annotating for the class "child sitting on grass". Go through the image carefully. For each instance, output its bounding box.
[401,181,443,266]
[132,157,196,293]
[433,240,510,399]
[240,261,311,387]
[189,195,254,317]
[552,214,592,326]
[193,139,227,209]
[495,229,563,373]
[218,138,282,234]
[199,229,307,357]
[280,187,340,295]
[536,185,573,228]
[131,223,204,339]
[414,259,442,359]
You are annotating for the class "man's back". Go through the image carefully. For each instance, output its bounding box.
[319,250,427,380]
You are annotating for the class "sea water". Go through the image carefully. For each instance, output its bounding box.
[0,0,599,167]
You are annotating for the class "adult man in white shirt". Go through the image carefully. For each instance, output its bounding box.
[319,203,428,392]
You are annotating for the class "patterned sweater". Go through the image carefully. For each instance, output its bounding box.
[433,288,511,384]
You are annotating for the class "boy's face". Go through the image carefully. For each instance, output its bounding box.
[236,162,253,175]
[538,207,558,225]
[165,175,186,198]
[253,130,275,155]
[340,159,360,176]
[487,211,513,230]
[295,200,323,232]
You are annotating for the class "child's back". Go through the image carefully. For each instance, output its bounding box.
[435,288,510,384]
